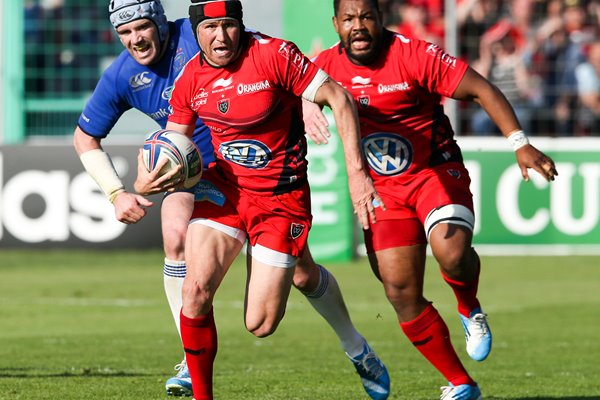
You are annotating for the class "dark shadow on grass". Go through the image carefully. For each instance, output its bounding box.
[0,369,158,379]
[487,397,600,400]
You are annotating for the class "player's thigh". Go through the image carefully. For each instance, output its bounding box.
[185,222,243,283]
[369,243,427,295]
[244,253,295,335]
[161,191,194,256]
[183,222,244,314]
[416,165,474,262]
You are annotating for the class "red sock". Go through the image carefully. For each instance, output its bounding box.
[442,259,481,317]
[181,309,218,400]
[400,304,474,386]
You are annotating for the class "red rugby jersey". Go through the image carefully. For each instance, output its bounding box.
[313,31,469,183]
[169,31,321,194]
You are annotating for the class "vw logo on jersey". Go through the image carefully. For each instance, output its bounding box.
[129,72,152,89]
[219,139,272,168]
[161,85,174,100]
[362,132,413,176]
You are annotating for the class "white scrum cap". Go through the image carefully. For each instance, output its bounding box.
[109,0,169,41]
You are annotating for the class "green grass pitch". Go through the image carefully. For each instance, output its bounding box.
[1,250,599,399]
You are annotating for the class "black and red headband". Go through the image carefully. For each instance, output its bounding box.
[189,0,244,34]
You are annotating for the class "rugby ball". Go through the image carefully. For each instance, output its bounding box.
[143,129,203,189]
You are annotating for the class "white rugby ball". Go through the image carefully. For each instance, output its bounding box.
[143,129,203,189]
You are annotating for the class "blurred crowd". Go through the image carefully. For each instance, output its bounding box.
[23,0,599,136]
[380,0,600,136]
[24,0,117,98]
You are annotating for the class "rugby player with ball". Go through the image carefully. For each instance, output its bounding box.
[73,1,389,398]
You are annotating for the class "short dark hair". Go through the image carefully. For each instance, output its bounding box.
[333,0,380,16]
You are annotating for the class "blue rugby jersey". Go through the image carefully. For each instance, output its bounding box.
[78,19,214,166]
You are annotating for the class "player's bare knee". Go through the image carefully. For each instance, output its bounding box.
[384,281,420,305]
[162,228,187,260]
[247,324,276,338]
[182,280,214,311]
[245,317,280,338]
[436,246,470,277]
[292,262,317,291]
[293,252,323,291]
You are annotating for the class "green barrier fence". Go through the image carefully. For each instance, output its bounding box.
[4,0,123,141]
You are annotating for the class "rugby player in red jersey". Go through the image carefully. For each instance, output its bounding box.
[309,0,558,398]
[76,1,388,397]
[162,0,388,398]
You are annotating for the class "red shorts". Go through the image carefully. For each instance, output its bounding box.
[191,168,312,258]
[364,163,473,253]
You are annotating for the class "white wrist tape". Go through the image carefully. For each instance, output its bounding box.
[507,130,530,151]
[79,149,125,203]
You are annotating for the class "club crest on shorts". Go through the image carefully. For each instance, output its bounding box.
[358,95,370,108]
[290,223,305,239]
[217,98,229,114]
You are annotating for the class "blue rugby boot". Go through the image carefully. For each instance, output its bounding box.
[459,308,492,361]
[347,342,390,400]
[440,383,483,400]
[165,360,192,397]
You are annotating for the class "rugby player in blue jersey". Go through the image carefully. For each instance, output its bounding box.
[73,1,389,398]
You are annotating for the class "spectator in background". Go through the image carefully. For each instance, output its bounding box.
[543,0,566,20]
[575,40,600,135]
[591,0,600,34]
[457,0,503,62]
[471,20,538,135]
[553,0,595,135]
[505,0,534,50]
[394,1,444,44]
[529,9,571,135]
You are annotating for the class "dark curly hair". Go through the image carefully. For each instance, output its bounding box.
[333,0,380,16]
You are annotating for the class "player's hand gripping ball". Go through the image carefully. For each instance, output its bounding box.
[143,129,203,189]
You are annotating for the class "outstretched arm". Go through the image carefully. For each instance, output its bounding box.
[312,78,384,229]
[453,67,558,182]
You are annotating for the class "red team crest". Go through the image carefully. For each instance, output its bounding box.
[358,95,370,108]
[217,98,229,114]
[290,223,305,239]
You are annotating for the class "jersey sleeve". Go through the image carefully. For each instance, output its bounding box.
[404,38,469,98]
[168,66,198,126]
[77,61,131,138]
[260,38,322,98]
